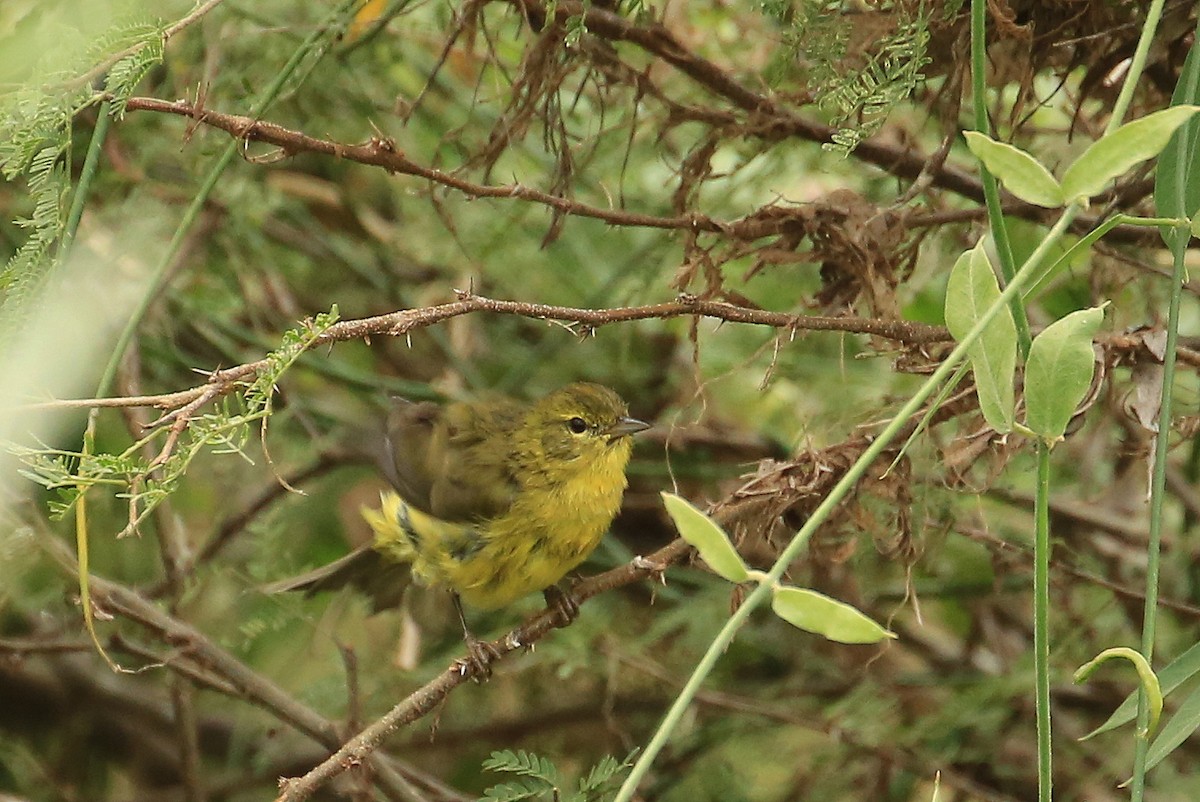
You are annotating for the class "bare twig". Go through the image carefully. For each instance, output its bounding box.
[19,292,948,418]
[122,21,1169,246]
[193,451,361,567]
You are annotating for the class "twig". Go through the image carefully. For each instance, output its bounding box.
[118,11,1172,247]
[193,451,361,567]
[986,486,1163,545]
[18,292,949,416]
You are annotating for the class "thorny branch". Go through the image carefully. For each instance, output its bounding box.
[17,290,1200,488]
[120,95,1169,246]
[22,291,949,419]
[274,538,691,802]
[22,292,1200,422]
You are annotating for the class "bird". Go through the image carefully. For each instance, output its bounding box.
[265,382,649,675]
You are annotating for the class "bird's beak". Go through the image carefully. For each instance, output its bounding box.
[605,416,651,438]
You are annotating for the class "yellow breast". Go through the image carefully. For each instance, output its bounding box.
[365,443,630,610]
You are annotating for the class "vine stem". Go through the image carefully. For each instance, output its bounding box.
[1130,227,1187,800]
[1034,443,1052,801]
[971,0,1029,354]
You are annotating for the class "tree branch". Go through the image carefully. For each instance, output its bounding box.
[21,291,948,417]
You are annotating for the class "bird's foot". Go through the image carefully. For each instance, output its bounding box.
[543,584,580,627]
[454,633,502,682]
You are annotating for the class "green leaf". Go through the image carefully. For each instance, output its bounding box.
[481,779,551,802]
[1074,647,1163,737]
[944,241,1016,433]
[1024,306,1105,442]
[1143,684,1200,777]
[770,586,896,644]
[1062,106,1200,203]
[963,131,1063,207]
[661,492,748,583]
[481,750,559,783]
[577,750,637,796]
[1085,641,1200,739]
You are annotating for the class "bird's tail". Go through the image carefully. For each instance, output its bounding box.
[262,542,412,614]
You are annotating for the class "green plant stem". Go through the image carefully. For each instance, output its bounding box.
[1022,214,1185,301]
[64,99,117,673]
[1034,442,1052,801]
[613,207,1081,802]
[61,100,112,261]
[1106,0,1168,135]
[1130,242,1186,800]
[71,2,357,678]
[972,8,1049,791]
[1074,0,1173,797]
[971,0,1029,355]
[616,557,797,798]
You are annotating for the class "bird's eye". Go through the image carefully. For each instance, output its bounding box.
[566,416,588,434]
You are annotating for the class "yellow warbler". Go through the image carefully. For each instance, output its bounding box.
[267,382,648,671]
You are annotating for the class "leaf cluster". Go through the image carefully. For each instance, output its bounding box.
[481,749,637,802]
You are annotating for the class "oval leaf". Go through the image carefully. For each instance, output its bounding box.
[1062,106,1200,203]
[1024,306,1105,442]
[944,241,1017,433]
[661,492,748,583]
[771,586,895,644]
[963,131,1063,208]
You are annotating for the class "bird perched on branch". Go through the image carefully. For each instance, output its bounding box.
[266,382,649,675]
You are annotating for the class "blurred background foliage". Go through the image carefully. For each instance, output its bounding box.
[2,0,1200,800]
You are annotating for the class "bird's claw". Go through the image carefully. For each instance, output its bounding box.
[543,584,581,627]
[455,634,502,682]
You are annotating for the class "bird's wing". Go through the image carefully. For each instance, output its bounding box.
[384,399,442,511]
[427,395,524,523]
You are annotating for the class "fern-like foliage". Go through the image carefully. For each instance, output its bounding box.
[0,16,166,341]
[822,7,931,156]
[761,0,848,88]
[479,749,637,802]
[101,22,166,119]
[760,2,933,157]
[575,751,637,798]
[7,309,339,536]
